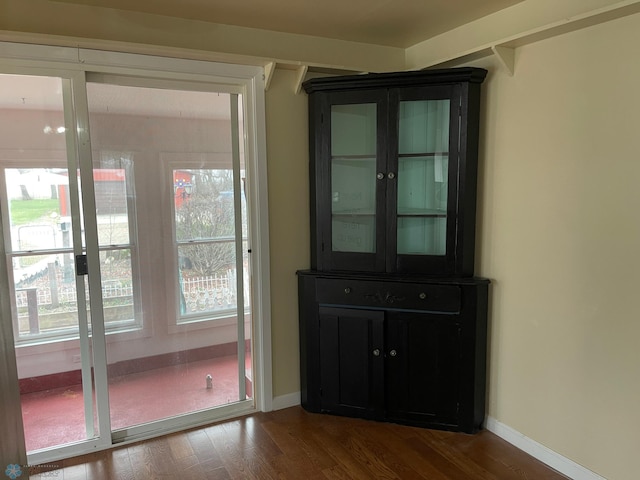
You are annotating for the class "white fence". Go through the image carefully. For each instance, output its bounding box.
[181,271,236,312]
[16,270,247,314]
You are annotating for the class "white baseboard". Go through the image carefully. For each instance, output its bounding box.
[485,416,606,480]
[271,391,301,411]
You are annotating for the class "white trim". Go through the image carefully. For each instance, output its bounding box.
[485,416,606,480]
[230,93,247,401]
[111,399,256,445]
[272,391,301,411]
[71,70,114,450]
[246,71,273,413]
[0,42,264,81]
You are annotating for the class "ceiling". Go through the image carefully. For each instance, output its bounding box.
[52,0,524,48]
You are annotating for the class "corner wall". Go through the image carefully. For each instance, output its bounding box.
[473,12,640,480]
[264,69,310,398]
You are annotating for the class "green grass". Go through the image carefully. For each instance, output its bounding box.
[9,198,60,225]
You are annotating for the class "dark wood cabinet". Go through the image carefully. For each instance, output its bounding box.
[318,306,385,419]
[299,68,490,433]
[298,271,488,433]
[304,68,487,276]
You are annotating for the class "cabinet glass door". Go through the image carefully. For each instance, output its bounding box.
[396,99,450,256]
[330,103,377,254]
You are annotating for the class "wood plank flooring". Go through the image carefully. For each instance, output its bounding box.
[30,406,569,479]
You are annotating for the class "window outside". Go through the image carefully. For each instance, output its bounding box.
[5,164,140,343]
[173,168,249,323]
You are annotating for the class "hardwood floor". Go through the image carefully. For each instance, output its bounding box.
[30,406,569,479]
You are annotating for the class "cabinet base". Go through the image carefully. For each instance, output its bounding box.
[298,271,489,437]
[302,404,483,435]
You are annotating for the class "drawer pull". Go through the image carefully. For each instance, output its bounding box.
[419,292,427,300]
[344,287,351,294]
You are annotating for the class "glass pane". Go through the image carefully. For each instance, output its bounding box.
[331,103,377,254]
[177,243,237,316]
[0,74,94,453]
[397,99,450,256]
[332,216,375,253]
[331,103,376,156]
[397,155,448,215]
[94,154,132,246]
[13,253,79,337]
[399,99,450,154]
[331,158,376,214]
[86,82,251,431]
[99,248,135,328]
[174,169,237,242]
[5,168,68,251]
[397,217,446,255]
[174,167,247,322]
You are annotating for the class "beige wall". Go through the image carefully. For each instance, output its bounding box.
[265,69,310,397]
[472,13,640,480]
[263,11,640,480]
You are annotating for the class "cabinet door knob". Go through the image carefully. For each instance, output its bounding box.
[372,348,381,357]
[387,172,396,179]
[344,287,351,294]
[419,292,427,299]
[389,349,397,357]
[376,172,385,180]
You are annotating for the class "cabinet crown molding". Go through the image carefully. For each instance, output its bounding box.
[303,67,487,93]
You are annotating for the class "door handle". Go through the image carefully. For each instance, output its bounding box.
[75,254,88,276]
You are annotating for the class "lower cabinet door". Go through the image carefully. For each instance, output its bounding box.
[385,312,462,428]
[318,307,385,419]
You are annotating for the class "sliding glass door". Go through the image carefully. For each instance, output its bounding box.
[0,54,262,464]
[84,79,253,438]
[0,71,107,457]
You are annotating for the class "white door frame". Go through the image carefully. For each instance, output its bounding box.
[0,41,273,465]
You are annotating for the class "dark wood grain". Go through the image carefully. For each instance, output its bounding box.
[299,272,489,434]
[30,406,569,479]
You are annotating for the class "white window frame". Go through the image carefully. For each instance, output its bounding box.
[0,152,145,346]
[167,161,250,328]
[92,150,144,335]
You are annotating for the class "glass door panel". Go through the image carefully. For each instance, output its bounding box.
[0,74,97,453]
[396,99,450,256]
[331,103,377,253]
[331,159,377,253]
[85,81,252,432]
[0,51,265,465]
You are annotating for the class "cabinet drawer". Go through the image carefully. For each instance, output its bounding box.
[315,278,461,313]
